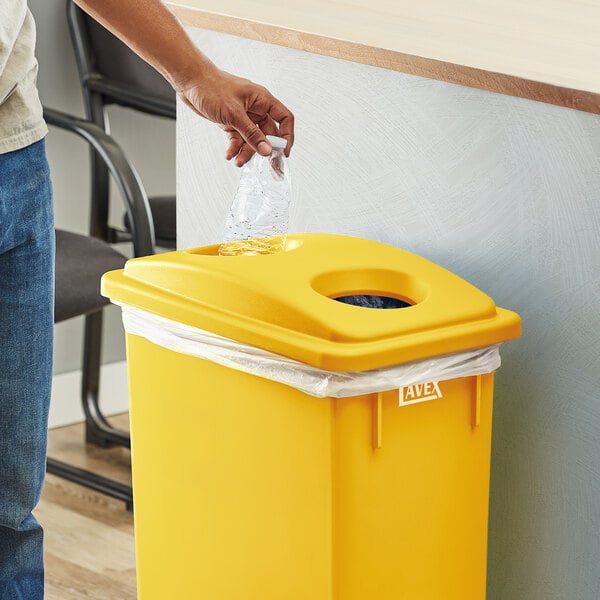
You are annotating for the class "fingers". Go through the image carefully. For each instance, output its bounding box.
[256,113,280,137]
[234,143,256,167]
[227,114,280,166]
[222,126,261,167]
[225,89,295,167]
[265,98,295,156]
[236,111,273,155]
[224,131,244,161]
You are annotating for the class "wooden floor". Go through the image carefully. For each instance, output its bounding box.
[36,414,137,600]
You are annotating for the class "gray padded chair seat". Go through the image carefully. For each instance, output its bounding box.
[124,195,175,245]
[54,229,127,323]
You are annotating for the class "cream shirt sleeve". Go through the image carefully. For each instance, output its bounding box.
[0,1,47,154]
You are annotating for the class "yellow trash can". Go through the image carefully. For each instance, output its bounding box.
[101,233,520,600]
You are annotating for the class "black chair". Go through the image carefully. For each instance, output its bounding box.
[65,1,176,456]
[66,0,176,249]
[45,107,156,510]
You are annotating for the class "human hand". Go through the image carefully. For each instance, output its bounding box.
[178,68,294,167]
[70,1,293,165]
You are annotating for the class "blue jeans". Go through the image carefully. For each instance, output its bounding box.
[0,139,54,600]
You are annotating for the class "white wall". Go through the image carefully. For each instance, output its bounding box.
[178,27,600,600]
[29,0,176,376]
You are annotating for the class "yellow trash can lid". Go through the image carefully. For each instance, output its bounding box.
[101,233,521,371]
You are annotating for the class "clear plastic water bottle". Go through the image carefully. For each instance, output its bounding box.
[219,135,291,256]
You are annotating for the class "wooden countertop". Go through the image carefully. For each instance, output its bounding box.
[168,0,600,115]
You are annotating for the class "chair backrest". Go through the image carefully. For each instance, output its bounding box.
[65,1,176,246]
[66,0,176,121]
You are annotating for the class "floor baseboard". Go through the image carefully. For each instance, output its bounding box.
[49,361,129,430]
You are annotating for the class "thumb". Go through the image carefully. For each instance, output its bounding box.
[232,111,272,156]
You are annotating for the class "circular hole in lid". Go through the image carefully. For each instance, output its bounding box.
[333,294,413,309]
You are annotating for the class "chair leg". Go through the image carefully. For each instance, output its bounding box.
[46,457,133,511]
[45,310,134,510]
[82,311,131,449]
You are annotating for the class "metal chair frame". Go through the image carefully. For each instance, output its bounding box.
[63,1,175,463]
[45,107,156,510]
[66,0,175,244]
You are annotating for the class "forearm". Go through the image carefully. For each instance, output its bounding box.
[72,0,216,91]
[73,0,295,162]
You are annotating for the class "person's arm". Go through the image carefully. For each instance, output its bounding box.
[72,0,294,166]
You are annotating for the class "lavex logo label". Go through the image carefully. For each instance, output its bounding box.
[399,381,443,406]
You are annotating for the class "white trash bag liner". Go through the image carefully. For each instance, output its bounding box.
[120,305,501,399]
